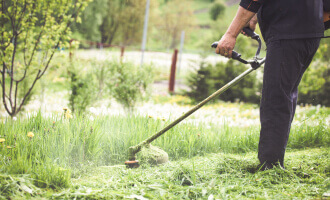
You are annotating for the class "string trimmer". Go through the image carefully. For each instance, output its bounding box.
[125,28,266,168]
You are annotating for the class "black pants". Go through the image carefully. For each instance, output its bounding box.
[258,38,320,167]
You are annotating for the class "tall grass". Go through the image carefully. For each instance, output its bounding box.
[0,112,329,189]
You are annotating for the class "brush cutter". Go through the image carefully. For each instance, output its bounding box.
[125,28,266,168]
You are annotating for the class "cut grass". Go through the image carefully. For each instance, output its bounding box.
[34,148,330,199]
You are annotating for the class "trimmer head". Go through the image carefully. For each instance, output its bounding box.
[125,160,140,168]
[125,144,168,168]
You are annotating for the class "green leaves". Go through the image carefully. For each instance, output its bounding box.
[0,0,90,117]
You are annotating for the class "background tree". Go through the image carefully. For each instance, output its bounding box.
[0,0,89,117]
[160,0,195,48]
[100,0,157,46]
[100,0,125,45]
[73,0,108,42]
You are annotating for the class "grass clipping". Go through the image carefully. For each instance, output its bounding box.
[138,144,169,166]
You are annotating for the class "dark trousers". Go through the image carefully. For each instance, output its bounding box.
[258,38,320,167]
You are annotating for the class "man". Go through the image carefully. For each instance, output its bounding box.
[216,0,328,170]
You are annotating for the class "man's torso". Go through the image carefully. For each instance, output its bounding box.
[257,0,325,42]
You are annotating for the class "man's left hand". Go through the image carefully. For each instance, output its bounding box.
[215,33,236,58]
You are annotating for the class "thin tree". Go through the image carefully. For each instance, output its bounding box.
[0,0,89,117]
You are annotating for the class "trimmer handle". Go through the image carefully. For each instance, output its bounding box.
[242,27,259,40]
[211,42,242,61]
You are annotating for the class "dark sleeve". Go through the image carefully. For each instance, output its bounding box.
[324,0,330,12]
[239,0,263,13]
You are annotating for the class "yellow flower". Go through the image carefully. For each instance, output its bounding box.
[63,108,72,119]
[0,138,5,143]
[6,146,12,149]
[27,132,34,138]
[64,113,73,119]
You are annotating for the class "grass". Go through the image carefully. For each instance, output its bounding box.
[0,106,329,198]
[3,148,329,199]
[62,148,328,199]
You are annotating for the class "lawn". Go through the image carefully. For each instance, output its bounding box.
[53,148,330,199]
[0,103,329,199]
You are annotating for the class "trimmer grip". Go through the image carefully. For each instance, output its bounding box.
[211,42,241,60]
[242,27,259,39]
[231,51,241,60]
[211,42,218,48]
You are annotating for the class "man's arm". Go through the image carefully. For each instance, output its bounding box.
[242,14,258,35]
[216,0,263,58]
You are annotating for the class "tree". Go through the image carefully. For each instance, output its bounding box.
[0,0,89,117]
[160,0,195,48]
[100,0,126,45]
[101,0,156,45]
[74,0,108,42]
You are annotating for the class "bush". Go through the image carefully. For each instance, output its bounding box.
[298,43,330,106]
[184,60,261,104]
[65,59,154,113]
[106,61,154,111]
[68,62,97,113]
[209,1,226,21]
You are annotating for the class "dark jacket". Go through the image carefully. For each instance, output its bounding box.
[240,0,327,42]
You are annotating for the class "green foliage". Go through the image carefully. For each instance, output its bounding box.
[68,64,97,113]
[73,0,108,42]
[185,60,261,104]
[62,58,154,113]
[184,60,212,102]
[158,0,195,48]
[106,61,154,111]
[99,0,151,45]
[209,1,226,21]
[298,43,330,106]
[0,0,90,116]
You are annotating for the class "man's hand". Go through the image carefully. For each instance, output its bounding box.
[214,6,256,58]
[216,33,236,58]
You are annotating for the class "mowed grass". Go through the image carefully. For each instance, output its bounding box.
[0,107,329,199]
[2,149,329,199]
[57,148,330,199]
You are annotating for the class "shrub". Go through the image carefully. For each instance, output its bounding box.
[106,61,154,111]
[184,60,261,104]
[210,1,226,21]
[298,43,330,106]
[65,59,154,113]
[68,62,97,113]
